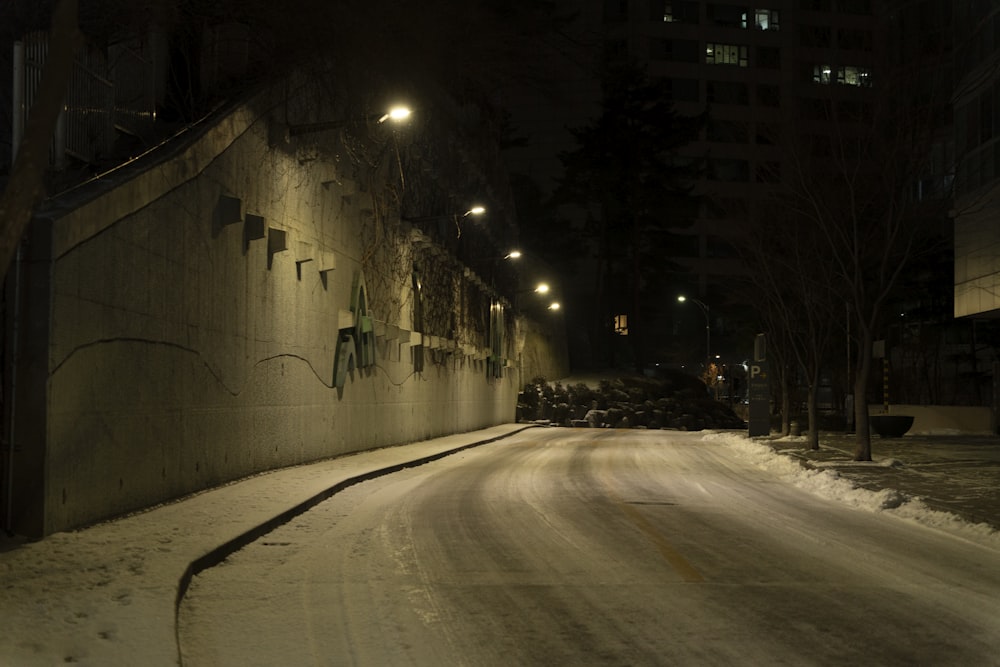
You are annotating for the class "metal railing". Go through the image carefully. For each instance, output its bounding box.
[11,30,158,169]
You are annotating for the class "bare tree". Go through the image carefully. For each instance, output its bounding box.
[740,195,844,448]
[556,58,704,372]
[776,64,951,460]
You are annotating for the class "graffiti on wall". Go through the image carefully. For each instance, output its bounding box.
[334,271,376,390]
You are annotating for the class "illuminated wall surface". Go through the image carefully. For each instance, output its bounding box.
[954,187,1000,318]
[10,88,519,536]
[953,3,1000,320]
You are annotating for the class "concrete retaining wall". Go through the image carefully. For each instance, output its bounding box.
[517,314,570,387]
[9,92,518,536]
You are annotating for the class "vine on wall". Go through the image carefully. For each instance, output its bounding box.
[297,79,519,370]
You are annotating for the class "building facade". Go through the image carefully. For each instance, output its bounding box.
[953,2,1000,320]
[601,0,890,286]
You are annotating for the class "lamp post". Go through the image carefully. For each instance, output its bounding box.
[678,295,710,376]
[377,106,412,123]
[288,104,413,136]
[516,282,560,312]
[403,206,486,238]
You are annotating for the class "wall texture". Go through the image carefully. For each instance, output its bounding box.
[7,90,521,536]
[517,315,570,387]
[954,182,1000,318]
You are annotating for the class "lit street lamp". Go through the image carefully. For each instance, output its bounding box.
[377,106,412,123]
[515,282,559,312]
[288,104,413,136]
[678,295,710,375]
[402,205,486,237]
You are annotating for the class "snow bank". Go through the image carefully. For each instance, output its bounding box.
[701,431,1000,550]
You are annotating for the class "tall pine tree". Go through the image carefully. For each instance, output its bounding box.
[555,57,703,372]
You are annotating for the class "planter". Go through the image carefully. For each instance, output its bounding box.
[870,415,914,438]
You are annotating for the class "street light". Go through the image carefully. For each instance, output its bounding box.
[288,104,413,136]
[402,205,486,237]
[514,282,560,311]
[470,249,519,261]
[377,105,412,123]
[678,295,710,376]
[455,205,485,237]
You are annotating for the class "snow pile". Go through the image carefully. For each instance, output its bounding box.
[701,431,1000,549]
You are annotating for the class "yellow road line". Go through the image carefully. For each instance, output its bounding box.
[615,500,705,583]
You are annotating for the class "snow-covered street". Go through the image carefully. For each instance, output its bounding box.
[179,429,1000,666]
[0,424,1000,667]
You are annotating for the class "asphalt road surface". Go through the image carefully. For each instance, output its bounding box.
[178,429,1000,666]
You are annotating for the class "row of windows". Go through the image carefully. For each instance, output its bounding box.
[648,38,872,89]
[799,0,872,13]
[665,78,876,116]
[660,78,782,107]
[641,2,781,27]
[706,158,781,183]
[811,64,872,86]
[954,10,1000,84]
[706,43,749,66]
[706,119,780,145]
[955,79,1000,161]
[616,1,871,25]
[956,139,1000,197]
[650,39,779,68]
[701,6,780,30]
[800,25,874,51]
[704,125,913,160]
[649,21,871,54]
[798,98,872,122]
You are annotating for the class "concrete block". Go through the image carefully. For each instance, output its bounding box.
[213,195,242,237]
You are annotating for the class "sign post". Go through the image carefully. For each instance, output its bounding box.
[748,334,770,437]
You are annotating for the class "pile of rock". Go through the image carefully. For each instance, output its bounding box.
[516,373,745,431]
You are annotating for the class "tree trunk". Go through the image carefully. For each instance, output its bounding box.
[853,335,873,461]
[778,360,791,436]
[594,211,611,368]
[807,372,820,450]
[630,218,644,373]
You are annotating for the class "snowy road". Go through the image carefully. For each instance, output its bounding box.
[178,429,1000,666]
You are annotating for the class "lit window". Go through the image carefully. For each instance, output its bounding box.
[614,314,629,335]
[813,64,832,84]
[754,9,779,30]
[706,43,749,66]
[659,1,699,23]
[837,65,871,86]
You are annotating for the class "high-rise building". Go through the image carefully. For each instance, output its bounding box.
[600,0,885,296]
[953,3,1000,319]
[505,1,970,373]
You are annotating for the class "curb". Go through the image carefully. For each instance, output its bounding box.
[172,424,536,664]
